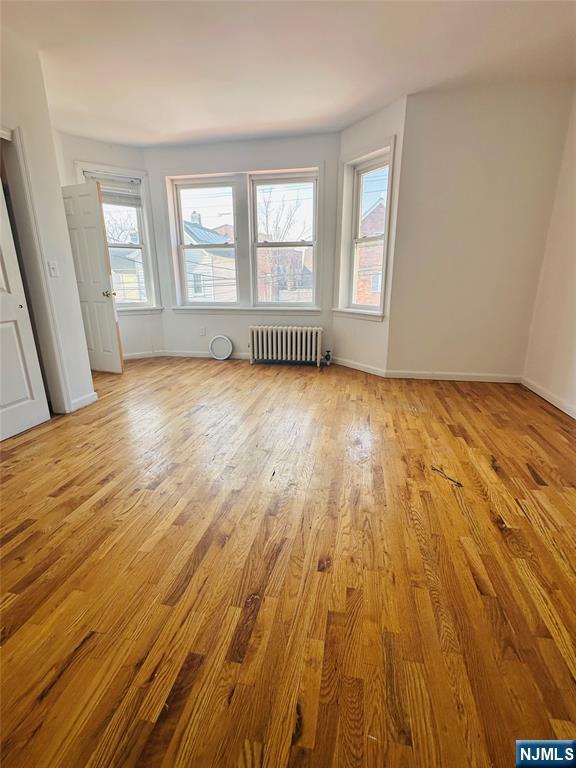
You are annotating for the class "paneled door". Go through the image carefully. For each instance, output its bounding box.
[0,183,50,440]
[62,182,123,374]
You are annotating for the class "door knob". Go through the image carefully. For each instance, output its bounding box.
[112,291,117,296]
[102,290,111,297]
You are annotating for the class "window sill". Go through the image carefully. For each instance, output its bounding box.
[332,308,385,322]
[171,305,323,315]
[117,306,164,315]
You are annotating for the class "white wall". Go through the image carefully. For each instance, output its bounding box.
[148,134,340,357]
[332,97,407,375]
[1,28,95,412]
[386,83,573,381]
[54,83,575,418]
[523,89,576,417]
[54,131,145,186]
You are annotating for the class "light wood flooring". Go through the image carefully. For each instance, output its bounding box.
[1,358,575,767]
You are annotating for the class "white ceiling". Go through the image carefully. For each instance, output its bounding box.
[4,1,576,146]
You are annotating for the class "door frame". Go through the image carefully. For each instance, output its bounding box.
[1,125,76,412]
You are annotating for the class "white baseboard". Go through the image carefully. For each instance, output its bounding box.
[385,369,521,383]
[123,351,166,360]
[333,358,520,383]
[520,377,576,419]
[69,391,98,412]
[332,357,388,378]
[123,350,250,361]
[165,350,250,360]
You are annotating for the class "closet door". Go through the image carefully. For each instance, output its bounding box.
[0,183,49,440]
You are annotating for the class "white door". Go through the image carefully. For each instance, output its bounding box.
[0,183,50,440]
[62,182,123,374]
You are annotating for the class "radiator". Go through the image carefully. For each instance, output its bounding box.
[249,326,323,367]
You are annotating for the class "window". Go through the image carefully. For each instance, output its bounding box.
[336,143,394,317]
[192,273,204,296]
[170,169,320,309]
[252,176,317,305]
[350,160,389,309]
[83,169,156,307]
[175,182,238,304]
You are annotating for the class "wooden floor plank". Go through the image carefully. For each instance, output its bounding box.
[1,358,575,767]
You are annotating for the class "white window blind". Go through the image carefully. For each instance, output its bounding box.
[84,172,142,206]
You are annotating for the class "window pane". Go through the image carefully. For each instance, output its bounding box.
[256,181,314,243]
[352,239,384,307]
[103,204,141,245]
[179,186,234,245]
[184,247,237,303]
[256,246,313,304]
[109,247,148,303]
[358,165,388,238]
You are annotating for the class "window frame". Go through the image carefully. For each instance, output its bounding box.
[250,172,319,308]
[173,177,240,306]
[75,161,159,310]
[348,154,392,314]
[334,139,395,320]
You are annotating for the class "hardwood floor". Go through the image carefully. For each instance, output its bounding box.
[1,358,575,767]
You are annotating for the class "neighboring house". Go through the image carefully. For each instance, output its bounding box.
[354,197,386,306]
[110,249,146,303]
[181,215,314,302]
[182,216,237,302]
[110,202,384,306]
[256,247,313,303]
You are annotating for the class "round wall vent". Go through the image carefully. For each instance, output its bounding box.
[209,335,233,360]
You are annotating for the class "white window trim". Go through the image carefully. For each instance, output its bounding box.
[74,160,160,311]
[250,172,319,309]
[173,177,240,306]
[170,305,322,315]
[335,138,395,319]
[331,307,385,322]
[349,156,389,311]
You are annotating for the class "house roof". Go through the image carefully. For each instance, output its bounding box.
[183,220,233,259]
[183,220,231,245]
[362,195,386,221]
[182,221,234,259]
[180,220,316,268]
